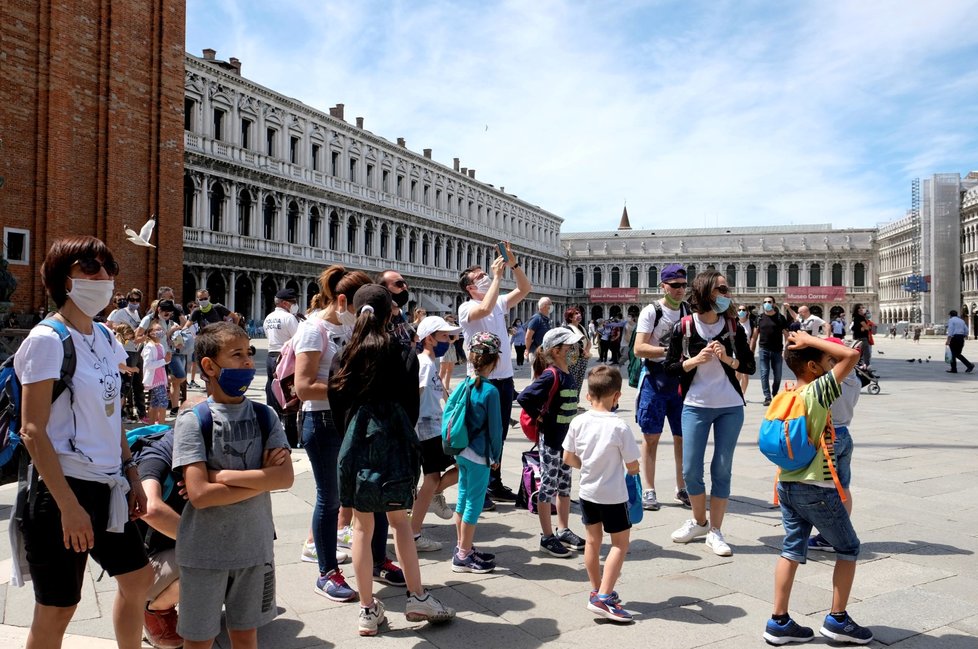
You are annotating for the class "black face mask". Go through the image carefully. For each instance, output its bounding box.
[392,290,410,308]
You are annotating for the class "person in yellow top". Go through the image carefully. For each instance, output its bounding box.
[764,331,874,646]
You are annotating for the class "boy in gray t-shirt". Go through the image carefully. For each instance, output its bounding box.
[172,322,293,646]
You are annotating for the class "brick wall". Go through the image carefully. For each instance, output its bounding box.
[0,0,186,313]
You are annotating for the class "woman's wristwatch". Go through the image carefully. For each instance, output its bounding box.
[122,457,139,475]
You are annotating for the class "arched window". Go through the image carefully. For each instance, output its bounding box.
[308,207,321,248]
[593,267,603,289]
[611,266,621,288]
[746,264,757,288]
[287,200,299,244]
[347,216,357,253]
[854,263,865,287]
[409,231,417,263]
[629,266,639,288]
[832,263,843,286]
[767,263,778,288]
[263,196,276,240]
[788,263,799,287]
[575,267,584,289]
[648,266,658,287]
[364,220,375,255]
[237,190,252,237]
[810,263,821,287]
[184,174,196,228]
[726,264,737,287]
[209,183,225,232]
[395,228,404,261]
[380,224,389,258]
[329,211,340,250]
[422,235,430,265]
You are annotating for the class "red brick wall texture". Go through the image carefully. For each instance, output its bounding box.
[0,0,186,312]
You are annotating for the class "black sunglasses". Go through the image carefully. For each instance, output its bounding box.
[764,299,775,304]
[716,285,729,294]
[664,282,687,289]
[74,258,120,276]
[392,279,408,289]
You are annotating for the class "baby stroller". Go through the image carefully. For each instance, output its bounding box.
[854,362,880,395]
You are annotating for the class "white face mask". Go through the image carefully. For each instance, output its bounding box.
[474,275,492,294]
[337,307,357,328]
[289,303,299,315]
[198,299,211,309]
[66,278,115,318]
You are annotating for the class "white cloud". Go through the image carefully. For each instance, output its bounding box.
[186,0,978,233]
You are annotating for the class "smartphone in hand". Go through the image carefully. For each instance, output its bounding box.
[497,241,509,262]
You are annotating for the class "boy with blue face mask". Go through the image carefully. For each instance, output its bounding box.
[172,322,294,648]
[410,316,463,549]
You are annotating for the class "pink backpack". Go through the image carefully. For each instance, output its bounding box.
[271,319,328,414]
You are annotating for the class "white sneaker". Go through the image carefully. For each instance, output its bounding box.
[642,489,660,511]
[671,518,710,543]
[405,590,456,623]
[705,528,733,556]
[337,525,353,549]
[358,598,387,636]
[415,534,443,552]
[336,549,350,564]
[430,492,455,520]
[300,541,317,563]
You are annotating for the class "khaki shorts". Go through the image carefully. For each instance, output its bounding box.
[146,548,179,603]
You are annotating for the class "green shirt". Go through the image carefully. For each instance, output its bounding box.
[778,372,841,483]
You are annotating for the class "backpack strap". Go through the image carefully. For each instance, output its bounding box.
[192,401,214,455]
[94,322,114,346]
[250,401,275,447]
[39,318,76,403]
[819,414,846,502]
[540,367,560,416]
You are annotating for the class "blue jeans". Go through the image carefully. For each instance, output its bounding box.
[833,425,852,489]
[681,405,744,498]
[456,457,491,525]
[758,348,784,399]
[301,411,388,574]
[777,481,860,563]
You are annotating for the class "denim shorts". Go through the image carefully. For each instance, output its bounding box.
[833,426,852,489]
[168,353,187,379]
[777,481,859,563]
[635,368,683,436]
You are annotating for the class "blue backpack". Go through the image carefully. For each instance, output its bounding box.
[757,390,818,471]
[441,378,474,456]
[0,318,111,485]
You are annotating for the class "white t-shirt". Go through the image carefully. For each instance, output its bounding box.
[417,353,445,438]
[800,315,826,337]
[562,410,640,504]
[14,322,129,473]
[139,314,175,353]
[263,307,299,353]
[293,317,351,412]
[635,302,682,364]
[107,307,141,352]
[459,295,514,380]
[738,317,753,341]
[684,315,744,409]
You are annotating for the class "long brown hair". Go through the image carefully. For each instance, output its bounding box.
[327,290,392,397]
[317,265,373,308]
[687,270,734,317]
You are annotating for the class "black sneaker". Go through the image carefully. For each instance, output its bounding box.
[763,397,772,406]
[540,534,571,558]
[820,612,873,644]
[556,528,585,550]
[482,494,496,512]
[764,617,814,645]
[169,406,179,416]
[488,484,517,502]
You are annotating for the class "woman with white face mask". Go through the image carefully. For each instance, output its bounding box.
[293,265,375,603]
[13,235,154,648]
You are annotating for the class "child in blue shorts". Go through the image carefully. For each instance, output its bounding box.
[764,332,873,646]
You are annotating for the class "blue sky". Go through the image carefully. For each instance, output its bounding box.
[186,0,978,233]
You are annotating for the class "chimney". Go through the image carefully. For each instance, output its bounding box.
[356,117,364,129]
[453,158,460,172]
[228,57,241,75]
[202,48,216,61]
[328,104,345,121]
[500,187,505,193]
[460,167,468,175]
[468,169,476,179]
[423,148,432,159]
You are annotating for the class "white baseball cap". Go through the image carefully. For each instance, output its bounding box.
[542,327,584,350]
[416,316,462,340]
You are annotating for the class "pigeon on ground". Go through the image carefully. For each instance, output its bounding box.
[918,359,922,363]
[906,359,915,363]
[125,215,157,248]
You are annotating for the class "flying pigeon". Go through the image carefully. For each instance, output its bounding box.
[125,215,157,248]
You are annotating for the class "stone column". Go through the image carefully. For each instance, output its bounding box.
[227,270,237,312]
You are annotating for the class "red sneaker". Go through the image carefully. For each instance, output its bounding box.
[144,606,183,649]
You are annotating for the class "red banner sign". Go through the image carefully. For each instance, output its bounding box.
[589,288,640,303]
[784,286,847,303]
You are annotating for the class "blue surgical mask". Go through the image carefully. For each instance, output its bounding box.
[763,303,774,313]
[738,310,747,318]
[213,365,256,397]
[433,340,451,357]
[713,296,732,313]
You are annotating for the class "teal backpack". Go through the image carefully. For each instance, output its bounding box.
[441,378,474,456]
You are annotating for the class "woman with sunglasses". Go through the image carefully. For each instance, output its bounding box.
[664,271,755,557]
[13,235,153,649]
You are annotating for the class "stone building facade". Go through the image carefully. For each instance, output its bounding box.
[181,51,565,324]
[961,185,978,332]
[562,219,877,324]
[0,0,186,313]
